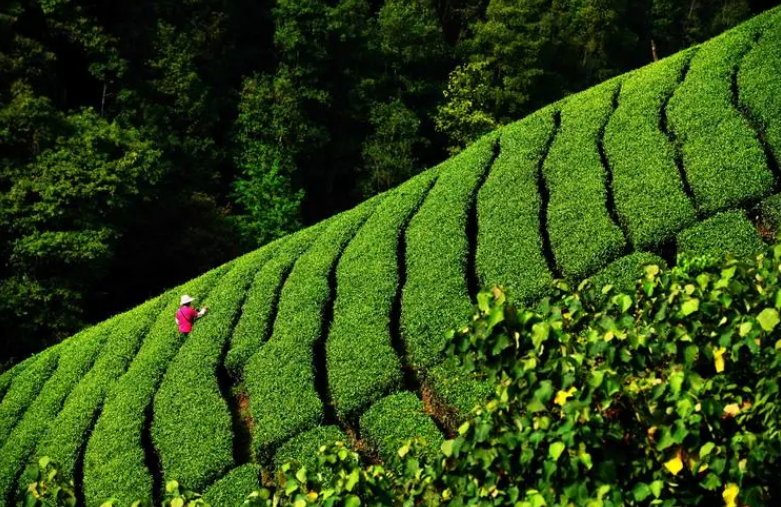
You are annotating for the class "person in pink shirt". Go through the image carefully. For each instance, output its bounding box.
[175,295,209,335]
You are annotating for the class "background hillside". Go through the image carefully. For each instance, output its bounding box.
[1,6,781,506]
[2,0,781,364]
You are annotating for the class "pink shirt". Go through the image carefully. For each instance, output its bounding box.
[176,305,199,333]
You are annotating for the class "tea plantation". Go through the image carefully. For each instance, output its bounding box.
[2,7,781,507]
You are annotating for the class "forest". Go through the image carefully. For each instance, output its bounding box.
[1,0,778,364]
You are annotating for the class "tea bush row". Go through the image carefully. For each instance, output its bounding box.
[225,224,329,379]
[401,134,497,370]
[202,464,261,507]
[739,10,781,169]
[667,13,773,213]
[153,247,272,491]
[0,356,33,405]
[676,210,765,259]
[83,264,229,507]
[359,392,442,471]
[327,170,437,422]
[245,198,383,462]
[589,251,667,298]
[275,425,347,473]
[604,50,697,249]
[0,322,111,506]
[22,295,165,487]
[477,109,555,304]
[544,79,627,280]
[0,349,59,448]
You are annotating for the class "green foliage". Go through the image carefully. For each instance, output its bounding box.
[589,252,667,298]
[477,109,554,304]
[0,105,162,360]
[360,100,423,196]
[757,193,781,236]
[424,261,781,505]
[245,198,383,462]
[202,465,261,507]
[434,61,499,153]
[22,297,165,490]
[0,321,111,506]
[152,249,271,491]
[401,135,497,369]
[0,356,32,404]
[224,226,327,379]
[667,13,773,214]
[327,170,436,421]
[22,457,76,507]
[275,426,347,474]
[359,392,442,471]
[424,360,493,427]
[604,50,697,249]
[0,349,59,448]
[677,210,765,260]
[83,265,229,507]
[739,10,781,168]
[231,79,305,249]
[544,79,627,280]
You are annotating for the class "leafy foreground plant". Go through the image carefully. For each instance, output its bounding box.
[25,243,781,506]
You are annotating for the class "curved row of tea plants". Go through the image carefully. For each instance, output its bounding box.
[327,170,437,422]
[83,265,229,507]
[245,198,383,462]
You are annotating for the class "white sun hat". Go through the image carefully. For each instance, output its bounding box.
[180,295,196,305]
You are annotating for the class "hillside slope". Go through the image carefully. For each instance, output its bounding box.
[1,7,781,506]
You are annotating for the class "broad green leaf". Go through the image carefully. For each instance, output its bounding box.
[532,322,550,350]
[682,298,700,316]
[632,483,651,502]
[699,442,716,459]
[549,441,566,460]
[757,308,780,332]
[441,439,454,458]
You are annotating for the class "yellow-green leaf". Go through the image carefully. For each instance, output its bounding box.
[682,298,700,316]
[549,441,566,460]
[757,308,780,332]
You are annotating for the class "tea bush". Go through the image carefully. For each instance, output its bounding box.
[359,392,442,471]
[0,355,33,404]
[245,198,383,462]
[667,14,773,213]
[401,134,497,369]
[83,264,229,507]
[224,224,328,378]
[477,109,555,304]
[739,12,781,165]
[22,296,165,487]
[0,348,59,448]
[274,425,347,473]
[328,170,436,421]
[202,464,261,507]
[153,248,271,491]
[604,50,697,249]
[677,210,764,259]
[0,321,111,506]
[589,251,667,297]
[544,79,627,279]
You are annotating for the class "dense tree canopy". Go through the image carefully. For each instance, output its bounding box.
[0,0,777,364]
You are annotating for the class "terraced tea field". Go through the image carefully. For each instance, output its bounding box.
[1,7,780,507]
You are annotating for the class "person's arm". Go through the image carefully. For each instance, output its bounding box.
[197,306,209,318]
